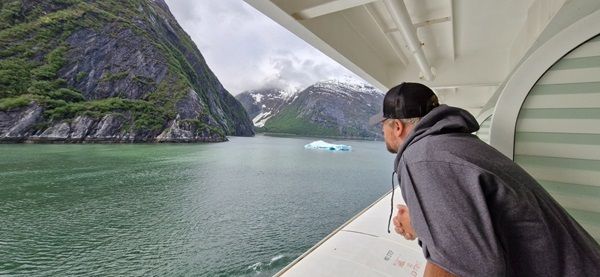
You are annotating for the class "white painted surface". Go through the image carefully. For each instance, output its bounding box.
[491,9,600,158]
[523,94,600,109]
[516,118,600,134]
[293,0,379,19]
[564,39,600,58]
[537,67,600,84]
[277,189,426,277]
[509,0,567,68]
[515,142,600,160]
[551,193,600,214]
[516,164,600,188]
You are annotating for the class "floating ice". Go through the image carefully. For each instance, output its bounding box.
[304,140,351,151]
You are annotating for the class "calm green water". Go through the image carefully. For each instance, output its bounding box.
[0,135,394,276]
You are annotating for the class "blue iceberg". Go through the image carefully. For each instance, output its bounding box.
[304,140,352,151]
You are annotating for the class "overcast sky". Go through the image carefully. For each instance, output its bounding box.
[164,0,360,95]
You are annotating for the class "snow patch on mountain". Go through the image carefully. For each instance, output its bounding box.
[236,88,299,127]
[251,94,263,103]
[253,111,272,127]
[280,88,299,100]
[312,78,382,97]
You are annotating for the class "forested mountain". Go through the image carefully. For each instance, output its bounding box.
[0,0,254,142]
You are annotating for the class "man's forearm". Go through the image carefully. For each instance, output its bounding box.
[424,261,455,277]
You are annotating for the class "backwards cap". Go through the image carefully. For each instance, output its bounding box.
[369,82,439,125]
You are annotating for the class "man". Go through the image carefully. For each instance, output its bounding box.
[370,82,600,276]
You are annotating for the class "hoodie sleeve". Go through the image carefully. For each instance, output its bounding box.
[400,161,505,276]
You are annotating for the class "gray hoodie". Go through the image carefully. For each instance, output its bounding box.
[394,105,600,276]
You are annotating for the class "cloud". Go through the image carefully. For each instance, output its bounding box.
[164,0,359,94]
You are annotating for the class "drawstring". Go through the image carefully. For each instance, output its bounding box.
[387,171,397,233]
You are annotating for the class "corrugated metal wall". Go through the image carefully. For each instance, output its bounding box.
[477,115,492,144]
[514,35,600,241]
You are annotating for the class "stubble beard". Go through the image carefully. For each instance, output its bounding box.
[386,141,397,154]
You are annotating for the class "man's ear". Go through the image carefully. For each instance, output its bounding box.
[393,119,404,137]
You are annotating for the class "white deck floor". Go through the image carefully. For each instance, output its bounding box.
[277,189,426,277]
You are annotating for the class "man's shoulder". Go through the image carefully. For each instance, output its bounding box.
[402,137,469,164]
[403,133,505,165]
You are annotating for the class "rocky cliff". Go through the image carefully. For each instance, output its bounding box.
[238,80,384,139]
[0,0,254,143]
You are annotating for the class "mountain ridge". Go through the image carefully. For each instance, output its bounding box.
[236,79,384,140]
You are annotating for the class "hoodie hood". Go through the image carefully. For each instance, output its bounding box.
[393,105,479,169]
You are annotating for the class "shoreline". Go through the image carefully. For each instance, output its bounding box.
[259,132,382,142]
[0,133,381,144]
[0,137,235,144]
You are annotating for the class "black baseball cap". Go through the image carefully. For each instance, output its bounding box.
[369,82,439,125]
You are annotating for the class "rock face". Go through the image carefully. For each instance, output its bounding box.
[0,103,44,141]
[235,88,298,127]
[0,0,254,143]
[238,79,384,139]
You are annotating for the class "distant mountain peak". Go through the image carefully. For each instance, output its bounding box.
[280,87,300,100]
[245,87,299,101]
[236,87,299,128]
[320,76,367,85]
[312,78,381,95]
[237,79,384,139]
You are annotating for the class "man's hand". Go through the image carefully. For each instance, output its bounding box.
[393,204,417,240]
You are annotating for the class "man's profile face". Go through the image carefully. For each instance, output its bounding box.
[382,119,398,153]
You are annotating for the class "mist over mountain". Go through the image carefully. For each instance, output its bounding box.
[0,0,253,143]
[236,79,384,139]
